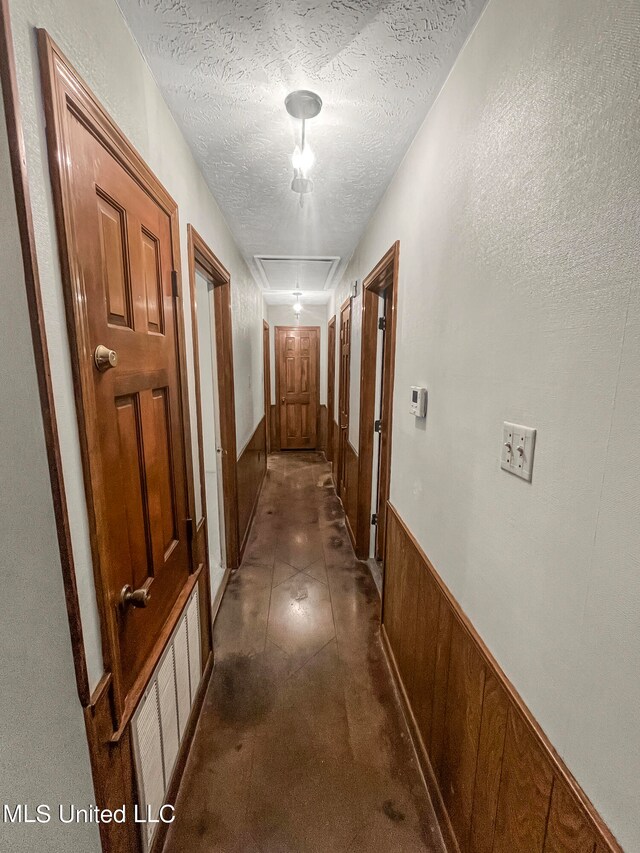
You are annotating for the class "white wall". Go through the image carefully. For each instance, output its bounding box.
[266,302,329,406]
[336,0,640,847]
[0,87,100,853]
[8,0,264,692]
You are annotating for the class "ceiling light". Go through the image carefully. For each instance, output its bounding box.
[285,90,322,206]
[292,144,315,173]
[293,289,303,317]
[293,301,303,315]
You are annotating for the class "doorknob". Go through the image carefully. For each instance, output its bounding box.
[120,584,150,609]
[281,397,285,403]
[94,344,118,372]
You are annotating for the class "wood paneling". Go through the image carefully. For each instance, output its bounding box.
[493,709,554,853]
[469,673,509,853]
[237,417,267,558]
[544,778,597,853]
[319,404,328,454]
[382,504,622,853]
[343,440,359,547]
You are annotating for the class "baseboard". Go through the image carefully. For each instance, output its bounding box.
[382,503,621,853]
[152,650,214,853]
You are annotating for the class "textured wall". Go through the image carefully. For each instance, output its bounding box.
[8,0,264,691]
[0,86,99,852]
[336,0,640,847]
[266,302,329,406]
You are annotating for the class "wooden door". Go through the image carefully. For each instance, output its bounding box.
[276,326,319,450]
[327,316,336,464]
[263,321,271,453]
[57,90,192,710]
[337,300,351,501]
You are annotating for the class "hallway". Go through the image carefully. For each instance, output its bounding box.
[165,453,444,853]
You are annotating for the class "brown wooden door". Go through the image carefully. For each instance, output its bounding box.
[67,110,191,705]
[276,326,319,450]
[327,316,336,464]
[337,301,351,501]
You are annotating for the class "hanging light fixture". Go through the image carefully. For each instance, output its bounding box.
[292,290,303,318]
[285,90,322,206]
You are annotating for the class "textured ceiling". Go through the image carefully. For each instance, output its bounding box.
[116,0,486,289]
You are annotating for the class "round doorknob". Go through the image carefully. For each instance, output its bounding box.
[94,344,118,372]
[120,584,150,609]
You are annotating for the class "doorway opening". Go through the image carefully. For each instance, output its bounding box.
[187,226,240,587]
[275,326,320,450]
[356,242,400,565]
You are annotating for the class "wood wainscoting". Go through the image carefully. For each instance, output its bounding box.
[382,504,621,853]
[319,404,328,454]
[237,417,267,558]
[343,440,359,547]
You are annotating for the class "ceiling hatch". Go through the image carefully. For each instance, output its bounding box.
[254,255,340,292]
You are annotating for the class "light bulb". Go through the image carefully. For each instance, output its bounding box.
[293,302,302,314]
[292,144,315,174]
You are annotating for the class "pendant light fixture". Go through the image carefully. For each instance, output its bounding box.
[292,290,303,318]
[285,90,322,206]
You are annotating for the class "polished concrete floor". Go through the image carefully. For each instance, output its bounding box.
[165,452,445,853]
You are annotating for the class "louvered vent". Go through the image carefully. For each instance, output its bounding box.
[131,585,203,852]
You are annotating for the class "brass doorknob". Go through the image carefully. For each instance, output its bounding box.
[94,344,118,371]
[281,397,285,403]
[120,584,150,609]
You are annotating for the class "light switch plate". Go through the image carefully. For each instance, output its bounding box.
[501,422,536,481]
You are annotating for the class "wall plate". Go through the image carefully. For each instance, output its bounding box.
[501,422,536,481]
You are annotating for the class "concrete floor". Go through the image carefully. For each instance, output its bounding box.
[164,452,445,853]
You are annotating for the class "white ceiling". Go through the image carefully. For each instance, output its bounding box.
[116,0,486,293]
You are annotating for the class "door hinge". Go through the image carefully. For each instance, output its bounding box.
[371,513,378,525]
[185,517,194,540]
[171,270,179,298]
[374,419,382,433]
[378,317,386,331]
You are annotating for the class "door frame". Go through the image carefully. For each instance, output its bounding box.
[275,325,321,450]
[263,320,271,454]
[356,241,400,561]
[336,298,351,500]
[327,315,336,465]
[187,224,240,573]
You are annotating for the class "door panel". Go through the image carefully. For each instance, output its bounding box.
[337,301,351,502]
[69,110,191,703]
[276,327,319,450]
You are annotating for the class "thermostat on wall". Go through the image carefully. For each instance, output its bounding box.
[410,386,427,418]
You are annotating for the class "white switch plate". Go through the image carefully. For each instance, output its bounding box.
[501,422,536,481]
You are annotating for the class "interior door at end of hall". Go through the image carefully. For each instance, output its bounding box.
[194,269,226,596]
[67,111,192,703]
[277,327,319,450]
[338,301,351,501]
